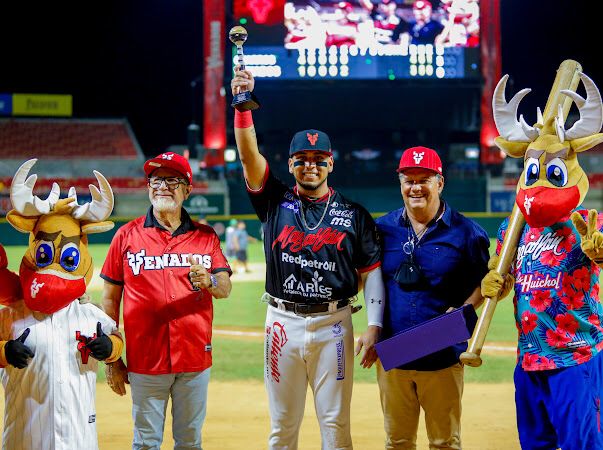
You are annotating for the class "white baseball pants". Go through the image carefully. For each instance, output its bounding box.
[264,303,354,450]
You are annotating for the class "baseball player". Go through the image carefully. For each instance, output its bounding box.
[0,159,123,450]
[231,68,385,450]
[101,152,232,449]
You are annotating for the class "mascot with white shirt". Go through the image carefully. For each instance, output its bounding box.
[0,159,123,450]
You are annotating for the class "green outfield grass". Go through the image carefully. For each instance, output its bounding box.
[4,240,527,383]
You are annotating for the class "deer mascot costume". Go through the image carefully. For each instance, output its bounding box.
[0,159,124,449]
[482,68,603,449]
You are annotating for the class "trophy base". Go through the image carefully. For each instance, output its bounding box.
[232,91,260,112]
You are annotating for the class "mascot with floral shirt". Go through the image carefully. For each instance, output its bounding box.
[0,159,124,450]
[480,62,603,450]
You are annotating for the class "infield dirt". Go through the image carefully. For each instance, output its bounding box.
[0,380,519,449]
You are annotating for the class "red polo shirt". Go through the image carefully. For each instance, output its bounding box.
[101,208,231,374]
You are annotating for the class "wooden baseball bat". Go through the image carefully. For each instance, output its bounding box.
[460,59,583,367]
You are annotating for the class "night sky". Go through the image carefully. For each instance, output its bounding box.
[1,0,601,156]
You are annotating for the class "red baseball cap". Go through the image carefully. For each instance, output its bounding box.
[144,152,193,185]
[413,0,432,10]
[397,146,443,175]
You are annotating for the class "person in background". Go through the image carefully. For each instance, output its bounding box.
[232,220,257,273]
[225,218,239,272]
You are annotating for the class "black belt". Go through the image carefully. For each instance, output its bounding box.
[267,296,349,316]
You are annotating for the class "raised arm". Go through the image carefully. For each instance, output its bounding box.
[231,68,268,190]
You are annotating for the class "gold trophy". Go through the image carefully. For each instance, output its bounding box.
[229,26,260,111]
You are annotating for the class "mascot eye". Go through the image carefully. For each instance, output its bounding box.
[59,243,80,272]
[524,158,540,186]
[35,241,54,267]
[545,158,568,187]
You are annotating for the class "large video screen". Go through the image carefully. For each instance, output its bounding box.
[232,0,480,79]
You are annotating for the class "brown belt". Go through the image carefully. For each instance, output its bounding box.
[266,295,350,316]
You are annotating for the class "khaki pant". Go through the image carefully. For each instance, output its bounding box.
[376,361,464,450]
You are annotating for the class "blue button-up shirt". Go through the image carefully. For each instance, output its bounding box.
[376,202,490,370]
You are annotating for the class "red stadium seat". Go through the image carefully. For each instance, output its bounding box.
[0,119,141,159]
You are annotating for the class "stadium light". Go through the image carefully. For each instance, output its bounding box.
[224,148,238,162]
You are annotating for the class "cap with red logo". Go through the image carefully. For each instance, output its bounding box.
[289,129,333,156]
[397,146,443,175]
[143,152,193,185]
[413,0,432,10]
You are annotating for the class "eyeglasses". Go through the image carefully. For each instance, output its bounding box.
[148,177,187,189]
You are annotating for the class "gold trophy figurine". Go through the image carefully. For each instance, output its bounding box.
[229,26,260,111]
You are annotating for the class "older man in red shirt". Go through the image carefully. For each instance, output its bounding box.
[101,152,232,450]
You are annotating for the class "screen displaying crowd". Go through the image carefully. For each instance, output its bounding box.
[284,0,479,50]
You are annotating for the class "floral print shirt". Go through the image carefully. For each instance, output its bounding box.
[497,208,603,371]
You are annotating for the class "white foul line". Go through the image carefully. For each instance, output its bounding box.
[213,329,516,353]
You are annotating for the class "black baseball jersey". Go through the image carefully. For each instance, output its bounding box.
[249,166,381,303]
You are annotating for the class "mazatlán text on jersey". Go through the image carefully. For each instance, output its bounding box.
[281,252,337,271]
[516,231,563,265]
[272,225,347,252]
[517,272,562,293]
[127,250,212,276]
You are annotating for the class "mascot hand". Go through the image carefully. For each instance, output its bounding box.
[105,357,129,396]
[5,328,34,369]
[481,255,515,301]
[571,209,603,264]
[86,322,113,360]
[78,293,92,304]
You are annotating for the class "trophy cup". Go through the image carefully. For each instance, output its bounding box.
[229,26,260,111]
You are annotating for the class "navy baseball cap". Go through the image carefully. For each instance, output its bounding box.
[289,129,332,157]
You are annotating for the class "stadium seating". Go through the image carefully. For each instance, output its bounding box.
[0,118,142,160]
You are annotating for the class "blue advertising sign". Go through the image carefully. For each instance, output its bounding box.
[0,94,12,116]
[490,191,515,213]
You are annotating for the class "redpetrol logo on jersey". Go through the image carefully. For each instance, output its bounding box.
[126,250,212,276]
[272,225,347,253]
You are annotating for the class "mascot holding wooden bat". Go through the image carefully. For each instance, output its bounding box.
[480,61,603,449]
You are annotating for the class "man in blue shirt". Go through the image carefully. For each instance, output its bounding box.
[375,146,489,449]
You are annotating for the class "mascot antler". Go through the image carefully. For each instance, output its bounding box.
[10,159,114,222]
[10,159,60,216]
[492,74,540,142]
[560,72,603,141]
[70,171,114,222]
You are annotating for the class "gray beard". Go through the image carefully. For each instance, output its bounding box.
[152,197,179,213]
